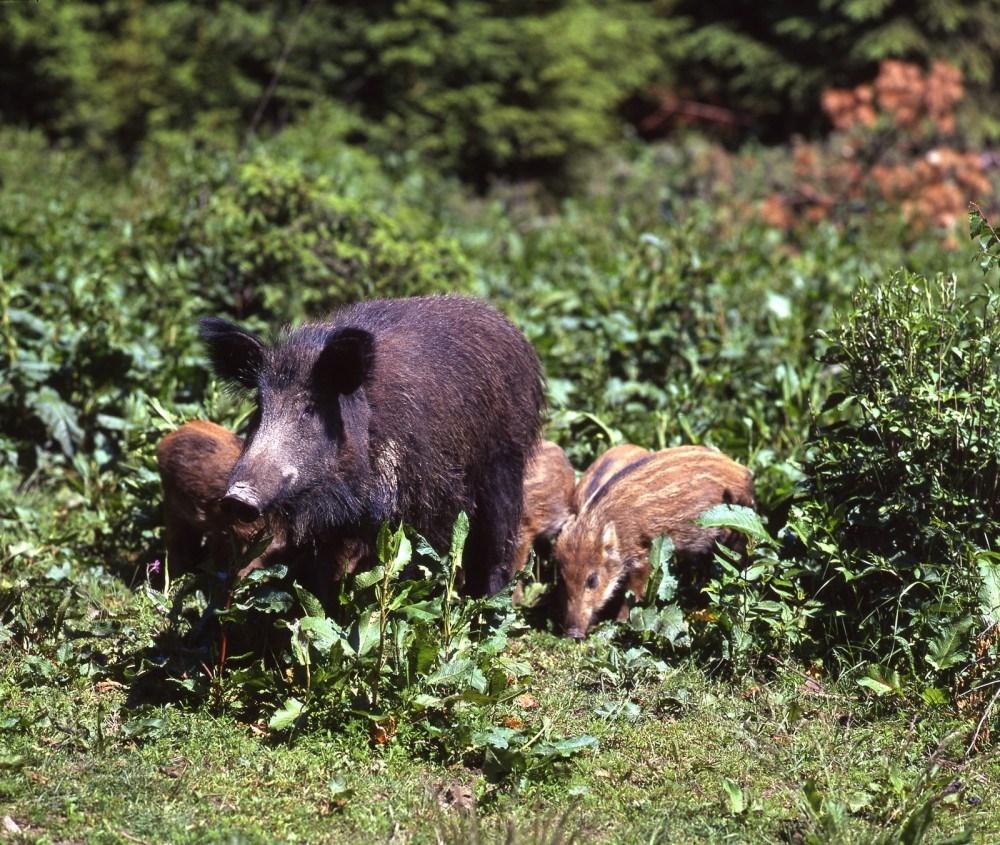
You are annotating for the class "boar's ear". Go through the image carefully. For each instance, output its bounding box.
[198,317,265,389]
[314,328,375,395]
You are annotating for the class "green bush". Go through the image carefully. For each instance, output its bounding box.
[0,0,673,183]
[0,135,470,578]
[175,156,472,321]
[787,248,1000,687]
[3,111,1000,727]
[127,516,595,783]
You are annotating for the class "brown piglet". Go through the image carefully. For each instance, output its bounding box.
[512,440,576,580]
[571,443,651,513]
[555,445,755,638]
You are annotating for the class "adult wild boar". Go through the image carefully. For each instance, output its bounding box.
[555,445,755,638]
[199,295,545,596]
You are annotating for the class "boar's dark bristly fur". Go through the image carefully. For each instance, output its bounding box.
[199,295,545,597]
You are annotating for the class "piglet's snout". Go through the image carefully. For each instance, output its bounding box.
[221,481,262,523]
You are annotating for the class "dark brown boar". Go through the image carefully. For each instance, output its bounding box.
[198,295,545,597]
[512,440,576,579]
[157,420,287,578]
[571,443,651,513]
[554,445,755,638]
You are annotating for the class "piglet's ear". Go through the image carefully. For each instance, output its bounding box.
[314,327,375,395]
[198,317,266,389]
[601,522,619,558]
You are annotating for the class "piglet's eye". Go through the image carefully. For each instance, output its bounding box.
[585,573,598,590]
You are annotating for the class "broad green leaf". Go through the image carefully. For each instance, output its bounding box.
[471,727,517,749]
[28,387,83,456]
[294,584,326,618]
[299,615,339,654]
[648,534,677,603]
[327,777,353,800]
[388,530,412,578]
[241,564,288,584]
[426,656,480,688]
[250,588,293,614]
[45,562,71,582]
[536,735,597,757]
[399,599,441,621]
[925,621,971,672]
[285,619,309,667]
[977,553,1000,624]
[721,777,746,815]
[413,533,443,562]
[921,687,948,707]
[353,565,385,590]
[857,676,891,695]
[857,676,895,696]
[448,511,470,567]
[627,604,689,647]
[348,612,380,657]
[268,697,304,731]
[122,717,167,740]
[696,504,772,545]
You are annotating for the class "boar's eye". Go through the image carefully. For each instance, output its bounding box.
[299,404,317,423]
[585,572,598,590]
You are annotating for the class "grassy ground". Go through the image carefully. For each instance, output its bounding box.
[3,614,998,844]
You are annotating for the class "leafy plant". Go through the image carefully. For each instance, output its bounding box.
[698,506,821,671]
[129,515,594,783]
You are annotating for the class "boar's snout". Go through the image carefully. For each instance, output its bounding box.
[221,481,262,524]
[564,624,586,640]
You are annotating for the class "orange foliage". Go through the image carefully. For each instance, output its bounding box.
[821,84,875,131]
[761,59,989,241]
[824,60,964,135]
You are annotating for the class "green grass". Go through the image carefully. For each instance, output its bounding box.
[3,624,998,844]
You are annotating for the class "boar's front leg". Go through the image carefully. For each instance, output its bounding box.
[463,455,526,597]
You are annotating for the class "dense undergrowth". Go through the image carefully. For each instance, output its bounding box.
[3,51,1000,840]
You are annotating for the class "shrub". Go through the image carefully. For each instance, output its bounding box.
[791,216,1000,688]
[6,2,1000,184]
[174,156,473,321]
[0,1,673,184]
